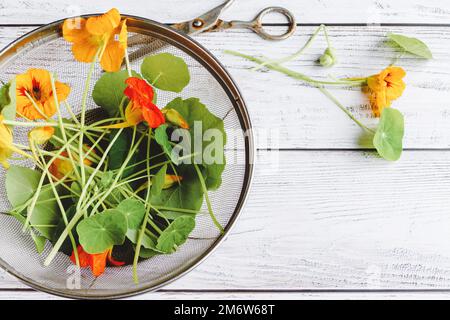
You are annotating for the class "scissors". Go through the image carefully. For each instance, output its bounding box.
[128,0,297,49]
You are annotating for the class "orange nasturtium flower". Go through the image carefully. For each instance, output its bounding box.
[367,66,406,117]
[0,116,14,168]
[49,146,94,180]
[62,8,128,72]
[70,245,124,277]
[28,126,55,145]
[16,69,70,120]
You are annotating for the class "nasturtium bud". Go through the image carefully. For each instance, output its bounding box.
[28,126,55,144]
[163,108,189,129]
[163,175,183,189]
[319,47,338,68]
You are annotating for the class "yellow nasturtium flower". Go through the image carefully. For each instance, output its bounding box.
[28,126,55,145]
[367,66,406,117]
[16,69,70,120]
[62,8,128,72]
[0,115,14,168]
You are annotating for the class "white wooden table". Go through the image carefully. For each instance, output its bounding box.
[2,0,450,300]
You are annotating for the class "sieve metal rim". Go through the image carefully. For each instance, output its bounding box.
[0,14,256,299]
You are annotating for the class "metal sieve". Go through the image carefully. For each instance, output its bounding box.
[0,15,254,299]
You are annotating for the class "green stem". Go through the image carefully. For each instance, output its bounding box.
[133,131,152,284]
[226,50,373,133]
[79,50,100,189]
[318,87,374,133]
[225,50,366,87]
[44,128,125,267]
[252,24,324,71]
[193,163,224,234]
[85,128,143,215]
[35,144,80,266]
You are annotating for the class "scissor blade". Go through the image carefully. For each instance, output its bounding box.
[172,0,235,35]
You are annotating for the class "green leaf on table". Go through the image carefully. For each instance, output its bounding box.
[6,166,41,207]
[117,198,146,230]
[387,33,433,59]
[151,164,167,197]
[156,216,195,253]
[166,97,227,190]
[0,79,16,121]
[141,53,190,93]
[76,209,127,254]
[373,108,404,161]
[93,70,139,116]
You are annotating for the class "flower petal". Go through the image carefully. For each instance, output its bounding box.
[100,41,125,72]
[107,249,125,266]
[54,81,71,103]
[70,245,91,268]
[29,126,54,144]
[142,104,166,128]
[89,250,109,277]
[71,38,100,63]
[0,115,13,168]
[62,18,89,43]
[125,102,144,125]
[86,8,121,36]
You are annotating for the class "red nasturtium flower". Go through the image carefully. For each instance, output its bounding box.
[105,77,165,129]
[124,77,165,128]
[70,245,124,277]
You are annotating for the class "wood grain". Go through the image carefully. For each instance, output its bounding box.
[2,150,450,291]
[1,0,450,25]
[1,25,449,149]
[2,289,450,300]
[2,0,450,299]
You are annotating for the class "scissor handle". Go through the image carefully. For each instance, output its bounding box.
[232,7,297,41]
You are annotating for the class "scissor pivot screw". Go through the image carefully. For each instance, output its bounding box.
[192,19,204,28]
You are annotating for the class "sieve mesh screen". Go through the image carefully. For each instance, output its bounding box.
[0,18,253,299]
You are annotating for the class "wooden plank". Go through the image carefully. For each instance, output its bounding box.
[1,0,450,25]
[2,150,450,290]
[0,26,449,149]
[2,289,450,300]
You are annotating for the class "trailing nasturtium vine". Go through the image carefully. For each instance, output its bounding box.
[226,26,432,161]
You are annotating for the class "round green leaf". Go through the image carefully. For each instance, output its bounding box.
[6,166,41,207]
[117,199,146,230]
[77,209,127,254]
[156,216,195,253]
[387,33,433,59]
[151,164,167,197]
[141,53,190,93]
[165,97,226,190]
[93,70,139,116]
[373,108,404,161]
